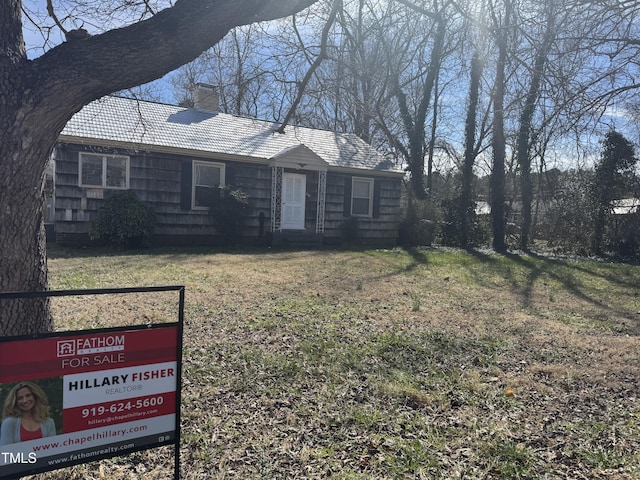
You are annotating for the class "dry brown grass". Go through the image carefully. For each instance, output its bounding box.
[26,246,640,479]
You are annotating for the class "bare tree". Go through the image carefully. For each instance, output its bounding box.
[390,1,448,199]
[171,25,273,115]
[276,0,342,133]
[459,47,486,246]
[488,0,511,252]
[515,0,559,250]
[311,0,394,146]
[449,0,492,247]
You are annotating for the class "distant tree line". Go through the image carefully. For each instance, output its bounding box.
[411,130,639,259]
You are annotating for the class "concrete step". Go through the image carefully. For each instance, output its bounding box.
[272,230,323,247]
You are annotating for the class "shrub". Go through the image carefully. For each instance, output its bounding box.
[439,196,488,247]
[89,191,155,247]
[207,186,249,245]
[540,170,594,255]
[398,197,441,247]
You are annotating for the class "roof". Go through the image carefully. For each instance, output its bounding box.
[612,198,640,215]
[60,96,402,175]
[475,201,491,215]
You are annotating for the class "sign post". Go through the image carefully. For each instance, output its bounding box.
[0,286,184,479]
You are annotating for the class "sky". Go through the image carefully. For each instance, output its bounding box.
[21,0,177,102]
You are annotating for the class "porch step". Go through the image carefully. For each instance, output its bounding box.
[272,230,324,248]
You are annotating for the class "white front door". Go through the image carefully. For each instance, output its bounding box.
[281,173,306,230]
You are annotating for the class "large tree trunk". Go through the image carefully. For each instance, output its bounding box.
[460,49,483,247]
[0,2,54,335]
[0,0,318,336]
[0,98,59,335]
[490,2,509,254]
[517,0,555,251]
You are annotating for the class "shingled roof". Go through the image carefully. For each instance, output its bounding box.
[60,95,401,174]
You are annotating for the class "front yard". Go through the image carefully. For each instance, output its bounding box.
[35,246,640,479]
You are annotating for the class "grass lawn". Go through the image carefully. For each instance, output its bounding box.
[31,246,640,479]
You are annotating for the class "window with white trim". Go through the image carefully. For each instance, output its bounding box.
[192,161,225,209]
[351,177,374,217]
[79,153,129,189]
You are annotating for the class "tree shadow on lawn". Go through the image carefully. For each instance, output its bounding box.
[400,247,430,271]
[465,248,640,332]
[48,242,638,332]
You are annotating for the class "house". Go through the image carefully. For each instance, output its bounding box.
[611,198,640,215]
[47,85,404,246]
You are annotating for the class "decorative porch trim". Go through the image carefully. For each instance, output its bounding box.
[271,166,283,232]
[316,170,327,234]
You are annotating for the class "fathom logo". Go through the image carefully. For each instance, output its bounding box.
[57,340,75,357]
[57,335,125,357]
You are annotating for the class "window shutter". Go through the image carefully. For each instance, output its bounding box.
[372,179,382,218]
[343,175,353,217]
[180,161,193,210]
[225,164,235,186]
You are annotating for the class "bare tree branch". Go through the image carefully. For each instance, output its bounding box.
[46,0,68,35]
[277,0,342,133]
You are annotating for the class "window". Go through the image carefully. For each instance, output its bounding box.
[351,177,374,217]
[192,161,225,209]
[79,153,129,189]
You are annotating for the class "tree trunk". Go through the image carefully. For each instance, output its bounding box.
[460,49,483,247]
[491,3,509,253]
[426,74,439,195]
[394,15,446,200]
[0,99,58,335]
[0,2,53,335]
[592,207,606,255]
[517,0,555,251]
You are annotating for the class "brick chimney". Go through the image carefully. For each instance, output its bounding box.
[194,83,219,112]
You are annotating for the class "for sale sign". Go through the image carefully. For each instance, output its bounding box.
[0,323,182,479]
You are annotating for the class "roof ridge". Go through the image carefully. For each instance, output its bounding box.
[104,95,368,141]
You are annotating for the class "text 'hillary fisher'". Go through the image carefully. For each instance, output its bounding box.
[67,367,175,396]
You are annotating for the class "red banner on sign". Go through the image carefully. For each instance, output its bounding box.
[0,327,178,383]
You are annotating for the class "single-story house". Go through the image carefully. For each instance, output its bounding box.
[46,85,404,246]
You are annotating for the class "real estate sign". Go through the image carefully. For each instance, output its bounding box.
[0,292,183,479]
